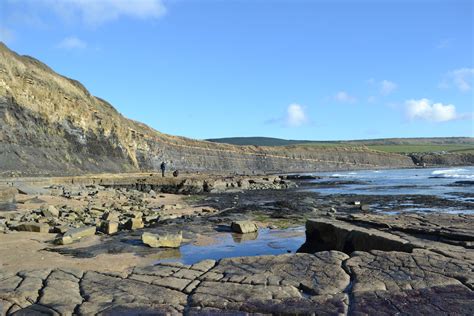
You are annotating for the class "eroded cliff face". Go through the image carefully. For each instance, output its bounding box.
[410,153,474,167]
[0,43,414,176]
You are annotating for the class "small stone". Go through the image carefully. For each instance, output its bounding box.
[142,231,182,248]
[360,204,370,212]
[231,221,258,234]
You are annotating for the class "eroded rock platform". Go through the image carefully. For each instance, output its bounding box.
[1,247,473,315]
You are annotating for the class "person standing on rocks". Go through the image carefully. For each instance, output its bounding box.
[160,161,166,177]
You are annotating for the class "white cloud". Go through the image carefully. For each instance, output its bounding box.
[16,0,167,27]
[380,80,397,95]
[285,103,309,127]
[0,27,14,44]
[405,98,457,122]
[334,91,356,103]
[450,68,474,92]
[57,36,87,49]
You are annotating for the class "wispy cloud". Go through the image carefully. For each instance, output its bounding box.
[334,91,356,103]
[6,0,167,27]
[380,80,397,95]
[441,68,474,92]
[0,27,15,44]
[368,78,398,96]
[57,36,87,49]
[436,38,453,49]
[405,98,458,122]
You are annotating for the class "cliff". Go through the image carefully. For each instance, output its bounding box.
[0,43,415,176]
[410,153,474,167]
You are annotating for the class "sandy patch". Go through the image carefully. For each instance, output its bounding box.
[0,232,155,275]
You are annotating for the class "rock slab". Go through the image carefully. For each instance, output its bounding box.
[231,221,258,234]
[142,232,182,248]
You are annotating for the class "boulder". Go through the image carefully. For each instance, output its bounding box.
[64,226,96,240]
[55,235,74,245]
[41,205,59,217]
[16,222,50,233]
[101,221,119,235]
[0,185,17,204]
[102,211,120,221]
[144,215,160,224]
[131,212,143,219]
[52,225,69,234]
[237,179,250,189]
[126,218,144,230]
[302,218,413,253]
[142,231,182,248]
[231,221,258,234]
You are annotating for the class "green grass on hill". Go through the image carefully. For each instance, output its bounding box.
[206,136,474,154]
[366,144,474,154]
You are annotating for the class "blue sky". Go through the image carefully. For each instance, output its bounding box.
[0,0,473,140]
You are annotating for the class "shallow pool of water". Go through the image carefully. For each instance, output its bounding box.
[154,226,306,265]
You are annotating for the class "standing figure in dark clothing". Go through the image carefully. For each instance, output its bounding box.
[160,161,166,177]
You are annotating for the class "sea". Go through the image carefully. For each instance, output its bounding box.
[306,166,474,214]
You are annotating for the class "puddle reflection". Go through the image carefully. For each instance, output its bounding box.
[154,226,306,265]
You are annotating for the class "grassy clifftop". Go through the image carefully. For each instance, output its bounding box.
[207,137,474,154]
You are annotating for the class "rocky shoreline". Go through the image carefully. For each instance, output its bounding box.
[0,174,473,315]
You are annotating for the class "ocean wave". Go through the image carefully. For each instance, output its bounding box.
[331,173,356,177]
[431,168,474,179]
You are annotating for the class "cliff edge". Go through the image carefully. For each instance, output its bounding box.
[0,43,414,176]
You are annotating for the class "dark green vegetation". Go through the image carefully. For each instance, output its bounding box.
[207,137,474,154]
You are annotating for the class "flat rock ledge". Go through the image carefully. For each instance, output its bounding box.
[1,247,473,315]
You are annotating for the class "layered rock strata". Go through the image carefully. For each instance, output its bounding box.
[0,43,414,176]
